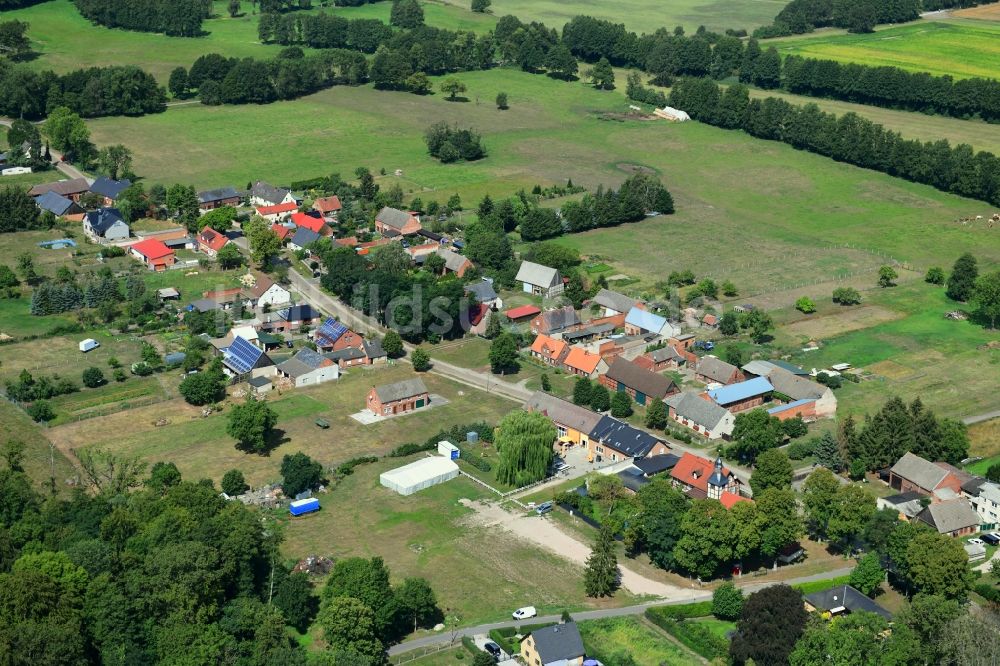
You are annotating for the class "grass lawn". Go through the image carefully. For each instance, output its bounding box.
[0,401,77,494]
[45,362,518,487]
[389,646,470,665]
[0,297,78,339]
[577,616,702,666]
[692,616,736,639]
[0,170,64,189]
[772,282,1000,417]
[965,453,1000,476]
[280,462,628,627]
[773,20,1000,80]
[0,332,147,386]
[443,0,784,34]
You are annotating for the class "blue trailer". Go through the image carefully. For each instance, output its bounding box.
[289,498,320,516]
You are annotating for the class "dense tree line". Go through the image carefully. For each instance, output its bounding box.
[424,122,485,162]
[73,0,205,36]
[558,16,1000,123]
[0,460,322,663]
[0,186,41,233]
[758,0,995,36]
[560,173,674,235]
[783,55,1000,123]
[258,11,393,51]
[667,77,1000,206]
[0,61,165,120]
[181,50,368,106]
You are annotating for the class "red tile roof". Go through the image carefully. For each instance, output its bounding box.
[703,314,718,325]
[564,347,602,374]
[313,195,342,213]
[271,224,291,240]
[334,236,358,247]
[469,303,489,327]
[290,212,326,234]
[198,226,228,252]
[670,452,731,495]
[256,202,297,216]
[506,305,541,320]
[130,238,174,261]
[530,334,567,361]
[719,491,751,509]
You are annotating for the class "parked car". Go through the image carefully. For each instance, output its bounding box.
[483,641,502,660]
[535,501,553,516]
[969,538,986,546]
[512,606,537,620]
[982,533,1000,546]
[552,462,569,474]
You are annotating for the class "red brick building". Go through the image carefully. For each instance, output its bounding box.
[366,378,429,416]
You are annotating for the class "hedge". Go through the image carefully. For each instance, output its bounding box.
[336,455,378,475]
[488,628,518,655]
[644,610,729,660]
[460,635,478,655]
[646,600,713,620]
[388,441,435,457]
[975,583,1000,605]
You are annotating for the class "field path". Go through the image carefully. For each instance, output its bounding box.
[462,499,707,600]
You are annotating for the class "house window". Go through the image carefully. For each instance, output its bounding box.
[383,407,391,415]
[556,425,567,437]
[596,446,604,454]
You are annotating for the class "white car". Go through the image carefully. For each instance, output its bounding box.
[512,606,537,620]
[969,538,985,546]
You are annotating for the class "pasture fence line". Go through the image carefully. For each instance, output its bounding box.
[390,642,456,664]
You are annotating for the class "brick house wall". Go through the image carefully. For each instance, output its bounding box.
[366,387,430,416]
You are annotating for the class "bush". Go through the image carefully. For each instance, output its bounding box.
[424,122,485,163]
[336,456,378,476]
[786,439,815,460]
[832,287,862,305]
[82,367,106,388]
[795,296,816,313]
[388,441,436,457]
[27,400,55,422]
[221,469,248,496]
[712,582,744,620]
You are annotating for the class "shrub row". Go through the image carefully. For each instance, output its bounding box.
[336,455,379,475]
[646,600,713,620]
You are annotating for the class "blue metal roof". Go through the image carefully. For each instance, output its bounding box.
[624,307,666,333]
[768,399,813,414]
[707,376,774,405]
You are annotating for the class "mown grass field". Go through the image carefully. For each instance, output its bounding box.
[773,20,1000,79]
[280,463,632,627]
[45,362,518,486]
[442,0,784,34]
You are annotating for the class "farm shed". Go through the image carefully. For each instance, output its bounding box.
[380,457,459,496]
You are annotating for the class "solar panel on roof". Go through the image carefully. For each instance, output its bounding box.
[225,336,263,374]
[316,317,347,345]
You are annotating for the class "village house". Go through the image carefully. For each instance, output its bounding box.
[464,280,502,310]
[671,453,744,502]
[624,307,680,338]
[562,323,615,347]
[367,378,430,416]
[35,191,85,220]
[313,318,353,351]
[600,357,678,406]
[505,304,541,324]
[665,392,736,440]
[249,181,295,207]
[243,273,290,308]
[804,585,893,620]
[312,195,342,219]
[588,415,671,464]
[889,452,971,496]
[465,303,491,336]
[89,177,131,206]
[290,212,329,236]
[915,498,981,537]
[590,334,659,364]
[255,202,298,223]
[221,335,276,380]
[271,223,292,243]
[562,347,608,379]
[668,333,696,351]
[375,206,422,236]
[515,260,563,298]
[530,334,568,366]
[593,288,643,317]
[83,207,129,242]
[962,478,1000,530]
[198,287,245,312]
[742,360,809,379]
[530,306,581,337]
[763,367,837,418]
[767,399,819,422]
[29,177,91,203]
[197,186,241,212]
[617,453,682,493]
[522,391,602,452]
[289,227,321,252]
[695,356,744,385]
[265,304,322,334]
[634,345,688,372]
[705,376,774,413]
[520,622,586,666]
[326,346,368,369]
[277,349,340,387]
[129,238,176,271]
[436,247,473,277]
[197,226,229,257]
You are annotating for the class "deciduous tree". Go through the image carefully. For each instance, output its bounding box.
[730,585,808,666]
[749,448,792,495]
[227,395,278,455]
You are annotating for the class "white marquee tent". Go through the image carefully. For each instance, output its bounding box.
[380,456,459,496]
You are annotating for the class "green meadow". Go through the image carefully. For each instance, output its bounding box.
[773,20,1000,80]
[443,0,785,34]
